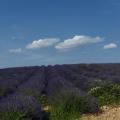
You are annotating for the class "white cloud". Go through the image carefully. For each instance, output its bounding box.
[26,38,59,49]
[103,43,117,49]
[55,35,103,51]
[9,48,22,53]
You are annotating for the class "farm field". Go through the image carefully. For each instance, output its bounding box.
[0,63,120,120]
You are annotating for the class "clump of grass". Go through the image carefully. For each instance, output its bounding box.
[0,109,32,120]
[48,90,92,120]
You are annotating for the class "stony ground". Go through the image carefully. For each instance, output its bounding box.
[81,106,120,120]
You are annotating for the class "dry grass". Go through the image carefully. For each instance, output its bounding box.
[81,106,120,120]
[43,106,50,111]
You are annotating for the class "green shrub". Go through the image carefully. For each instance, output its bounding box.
[89,80,120,106]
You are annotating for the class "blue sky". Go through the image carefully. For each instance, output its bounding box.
[0,0,120,68]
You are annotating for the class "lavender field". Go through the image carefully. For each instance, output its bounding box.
[0,64,120,120]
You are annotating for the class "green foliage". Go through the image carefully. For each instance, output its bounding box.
[48,90,92,120]
[0,109,32,120]
[88,80,120,106]
[36,94,48,107]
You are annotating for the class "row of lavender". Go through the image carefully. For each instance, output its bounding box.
[0,67,38,98]
[55,64,120,90]
[0,66,46,119]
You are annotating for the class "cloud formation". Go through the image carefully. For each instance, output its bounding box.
[9,48,22,53]
[55,35,103,51]
[103,43,117,49]
[26,38,59,49]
